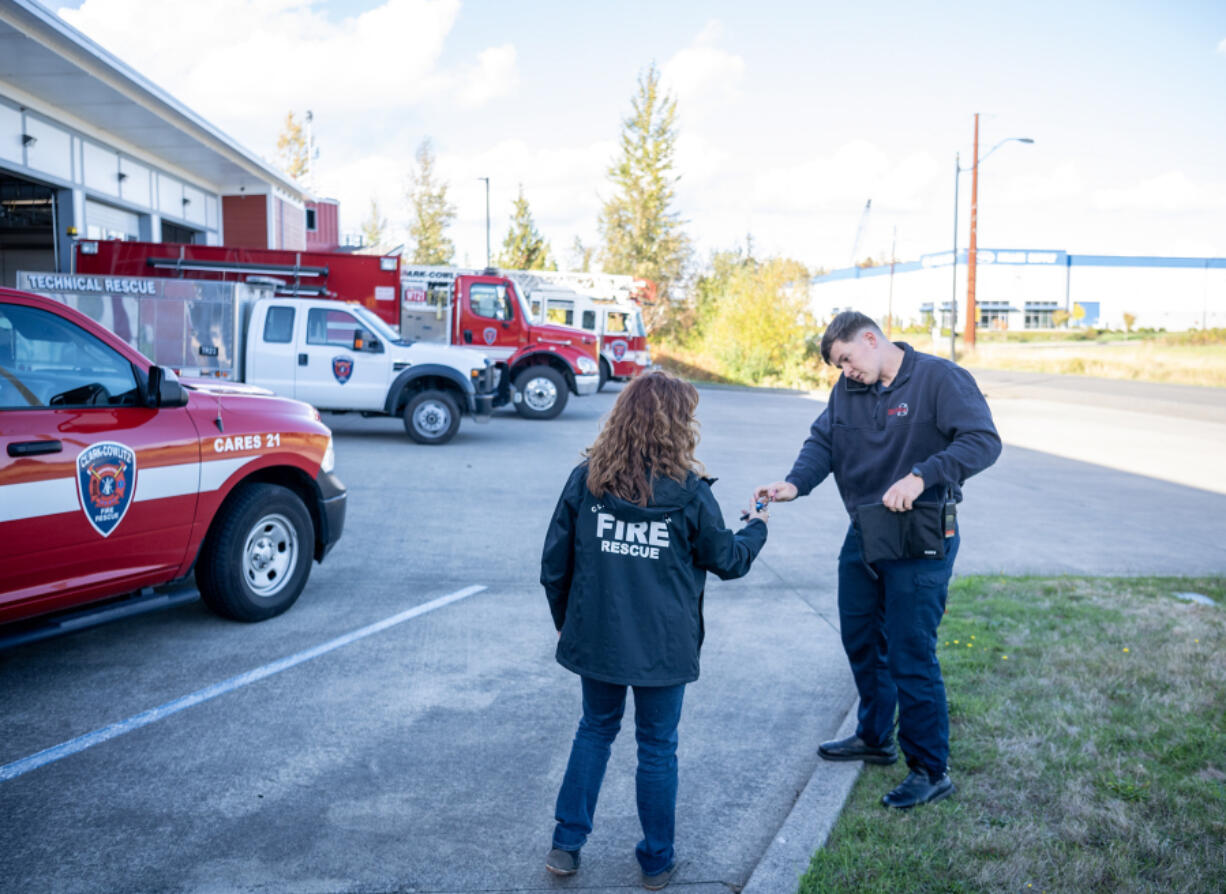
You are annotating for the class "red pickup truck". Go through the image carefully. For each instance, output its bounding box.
[0,287,347,633]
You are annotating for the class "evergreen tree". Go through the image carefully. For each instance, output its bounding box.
[568,235,595,273]
[598,63,691,327]
[407,138,456,264]
[496,185,553,270]
[360,198,387,250]
[275,111,308,181]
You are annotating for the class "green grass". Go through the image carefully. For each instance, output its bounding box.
[798,576,1226,894]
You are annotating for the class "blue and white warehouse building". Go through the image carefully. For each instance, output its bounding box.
[810,249,1226,332]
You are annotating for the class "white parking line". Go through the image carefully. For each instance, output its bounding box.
[0,585,487,783]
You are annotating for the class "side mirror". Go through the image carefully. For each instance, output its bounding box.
[147,365,189,408]
[353,330,381,353]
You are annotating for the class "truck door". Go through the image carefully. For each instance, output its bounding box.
[604,309,633,375]
[0,300,198,612]
[294,305,390,411]
[457,277,525,362]
[244,303,298,398]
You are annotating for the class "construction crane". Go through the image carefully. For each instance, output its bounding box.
[850,198,872,267]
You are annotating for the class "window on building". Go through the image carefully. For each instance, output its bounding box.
[1024,302,1059,329]
[161,221,201,244]
[978,302,1014,331]
[262,306,295,343]
[305,208,317,231]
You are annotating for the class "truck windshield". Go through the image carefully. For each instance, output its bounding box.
[351,306,407,345]
[509,283,536,324]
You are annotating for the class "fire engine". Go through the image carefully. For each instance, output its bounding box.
[0,287,347,634]
[514,274,651,390]
[400,266,600,419]
[74,242,599,421]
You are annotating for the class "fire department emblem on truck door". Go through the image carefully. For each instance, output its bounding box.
[482,327,497,346]
[332,356,354,384]
[76,441,137,537]
[610,340,628,361]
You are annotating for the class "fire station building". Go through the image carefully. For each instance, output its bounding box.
[0,0,330,288]
[810,248,1226,333]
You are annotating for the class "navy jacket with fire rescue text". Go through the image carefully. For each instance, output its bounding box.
[541,463,767,687]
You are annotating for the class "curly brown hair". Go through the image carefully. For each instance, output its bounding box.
[585,370,705,506]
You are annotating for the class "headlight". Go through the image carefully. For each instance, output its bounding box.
[577,356,598,374]
[321,436,335,474]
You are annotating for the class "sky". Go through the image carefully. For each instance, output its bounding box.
[52,0,1226,274]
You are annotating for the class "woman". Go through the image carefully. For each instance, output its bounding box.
[540,370,769,890]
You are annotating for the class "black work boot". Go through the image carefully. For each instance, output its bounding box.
[546,847,580,876]
[881,768,955,808]
[818,734,898,765]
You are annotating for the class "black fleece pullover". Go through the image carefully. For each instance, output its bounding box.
[786,342,1001,513]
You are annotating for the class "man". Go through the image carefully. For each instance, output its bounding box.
[754,311,1000,808]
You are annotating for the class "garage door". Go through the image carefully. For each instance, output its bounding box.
[85,200,140,241]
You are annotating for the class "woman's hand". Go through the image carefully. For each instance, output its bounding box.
[746,505,769,524]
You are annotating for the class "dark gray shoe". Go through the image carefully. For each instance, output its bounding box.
[546,847,580,876]
[881,769,955,808]
[818,734,898,765]
[642,862,677,890]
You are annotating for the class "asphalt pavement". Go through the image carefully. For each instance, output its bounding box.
[1,370,1223,894]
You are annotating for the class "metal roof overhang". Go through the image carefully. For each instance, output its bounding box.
[0,0,307,199]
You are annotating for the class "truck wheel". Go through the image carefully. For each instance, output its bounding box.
[598,358,610,392]
[514,366,568,419]
[197,483,314,622]
[403,389,461,444]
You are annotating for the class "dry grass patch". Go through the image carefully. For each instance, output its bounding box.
[799,576,1226,894]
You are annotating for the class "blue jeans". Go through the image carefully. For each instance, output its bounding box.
[837,523,960,778]
[552,677,686,874]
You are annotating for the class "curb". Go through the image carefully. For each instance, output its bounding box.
[740,700,862,894]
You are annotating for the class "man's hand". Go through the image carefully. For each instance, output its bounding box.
[881,473,924,512]
[754,481,798,503]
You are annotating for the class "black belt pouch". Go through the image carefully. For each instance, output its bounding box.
[854,502,947,564]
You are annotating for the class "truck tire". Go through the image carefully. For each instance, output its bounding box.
[514,366,568,419]
[598,358,610,392]
[197,483,314,622]
[403,389,461,444]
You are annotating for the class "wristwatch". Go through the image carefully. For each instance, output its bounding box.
[910,465,924,484]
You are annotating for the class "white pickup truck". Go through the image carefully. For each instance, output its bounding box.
[17,272,498,445]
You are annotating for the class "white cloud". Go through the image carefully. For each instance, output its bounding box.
[1218,37,1226,52]
[1094,171,1226,212]
[661,20,746,118]
[59,0,466,121]
[456,44,519,108]
[751,141,939,213]
[992,163,1084,204]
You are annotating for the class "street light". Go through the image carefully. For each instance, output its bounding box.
[949,115,1033,360]
[477,176,491,268]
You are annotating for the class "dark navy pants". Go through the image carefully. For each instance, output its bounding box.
[837,523,960,777]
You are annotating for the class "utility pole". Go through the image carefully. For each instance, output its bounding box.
[477,177,491,268]
[966,113,980,348]
[950,151,960,362]
[887,225,897,338]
